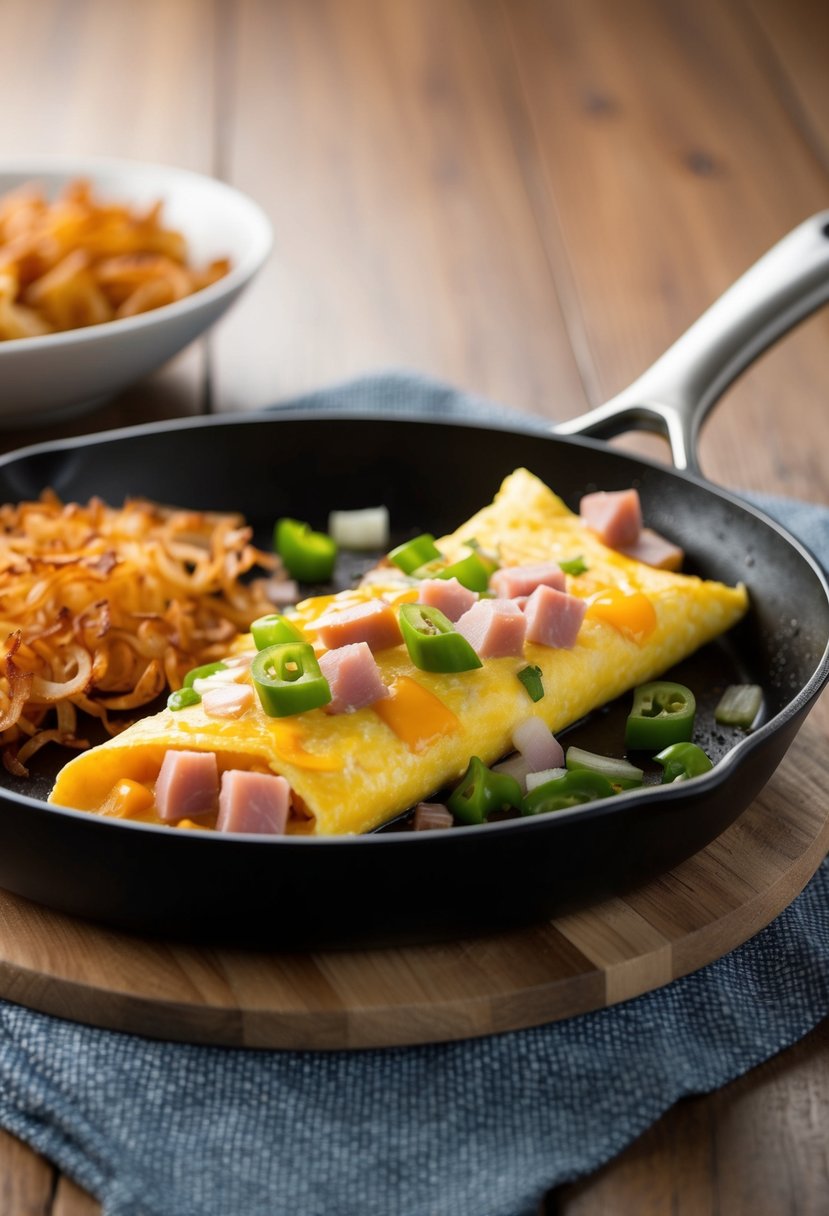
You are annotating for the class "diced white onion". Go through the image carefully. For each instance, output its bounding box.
[328,506,390,550]
[491,753,534,793]
[526,767,568,791]
[512,716,565,771]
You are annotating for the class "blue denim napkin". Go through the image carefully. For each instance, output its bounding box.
[0,372,827,1216]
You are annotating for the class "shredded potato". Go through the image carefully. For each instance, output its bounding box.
[0,493,283,773]
[0,178,230,340]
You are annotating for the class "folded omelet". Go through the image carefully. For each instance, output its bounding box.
[49,469,748,833]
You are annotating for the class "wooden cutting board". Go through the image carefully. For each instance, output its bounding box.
[0,696,825,1051]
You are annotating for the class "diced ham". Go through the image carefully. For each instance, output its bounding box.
[580,489,642,548]
[316,598,403,652]
[265,577,300,607]
[412,802,454,830]
[455,598,526,658]
[155,750,218,822]
[201,684,254,719]
[523,584,586,649]
[616,527,684,571]
[490,562,566,599]
[217,769,291,835]
[512,716,565,771]
[418,576,477,622]
[318,641,389,714]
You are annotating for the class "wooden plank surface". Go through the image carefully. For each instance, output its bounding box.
[0,0,826,1213]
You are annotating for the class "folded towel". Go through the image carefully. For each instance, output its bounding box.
[0,372,826,1216]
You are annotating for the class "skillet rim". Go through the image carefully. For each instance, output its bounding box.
[0,407,827,846]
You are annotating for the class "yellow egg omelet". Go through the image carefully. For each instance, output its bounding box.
[48,469,748,834]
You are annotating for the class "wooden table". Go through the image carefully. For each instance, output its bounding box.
[0,0,827,1211]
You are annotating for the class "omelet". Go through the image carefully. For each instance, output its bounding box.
[48,469,748,833]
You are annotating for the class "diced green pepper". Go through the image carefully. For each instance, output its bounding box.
[183,660,228,688]
[517,664,545,703]
[654,741,713,783]
[398,603,482,673]
[565,746,644,789]
[625,680,696,750]
[251,642,331,717]
[388,533,442,575]
[448,756,523,825]
[250,612,303,650]
[167,687,202,711]
[521,769,615,815]
[275,518,337,582]
[559,555,588,576]
[414,550,493,592]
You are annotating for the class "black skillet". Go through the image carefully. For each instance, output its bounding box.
[0,214,827,949]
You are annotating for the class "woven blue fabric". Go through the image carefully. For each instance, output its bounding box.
[0,372,826,1216]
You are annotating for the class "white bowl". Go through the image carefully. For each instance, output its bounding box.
[0,156,272,426]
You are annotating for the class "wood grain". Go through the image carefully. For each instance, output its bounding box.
[0,698,823,1053]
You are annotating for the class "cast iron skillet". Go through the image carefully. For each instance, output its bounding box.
[0,215,827,949]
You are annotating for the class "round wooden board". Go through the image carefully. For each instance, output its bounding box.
[0,696,826,1052]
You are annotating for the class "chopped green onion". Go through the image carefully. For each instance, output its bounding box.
[525,766,567,791]
[398,603,482,673]
[559,555,588,575]
[714,684,763,729]
[250,612,303,650]
[183,661,228,688]
[167,687,201,711]
[448,756,522,825]
[565,746,644,789]
[275,518,338,582]
[654,741,713,783]
[388,534,442,575]
[517,664,545,702]
[251,642,331,717]
[521,770,615,815]
[625,680,696,750]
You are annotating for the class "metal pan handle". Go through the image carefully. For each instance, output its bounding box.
[553,211,829,475]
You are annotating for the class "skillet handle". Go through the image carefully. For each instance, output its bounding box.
[553,211,829,475]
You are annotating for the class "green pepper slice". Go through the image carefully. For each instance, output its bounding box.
[183,660,228,688]
[251,642,332,717]
[414,550,493,592]
[521,769,615,816]
[565,746,644,789]
[399,603,482,673]
[654,741,713,783]
[250,612,303,650]
[448,756,523,825]
[624,680,696,750]
[388,533,442,575]
[167,687,202,711]
[275,518,337,582]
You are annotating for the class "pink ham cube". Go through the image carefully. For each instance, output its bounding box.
[617,527,684,571]
[217,770,291,835]
[155,750,219,822]
[455,598,526,658]
[316,598,402,652]
[490,562,566,599]
[580,489,642,548]
[418,577,477,622]
[523,584,586,649]
[318,641,389,714]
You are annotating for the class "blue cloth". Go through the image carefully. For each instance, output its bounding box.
[0,372,827,1216]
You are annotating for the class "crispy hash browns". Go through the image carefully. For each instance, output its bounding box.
[0,493,282,775]
[0,178,230,340]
